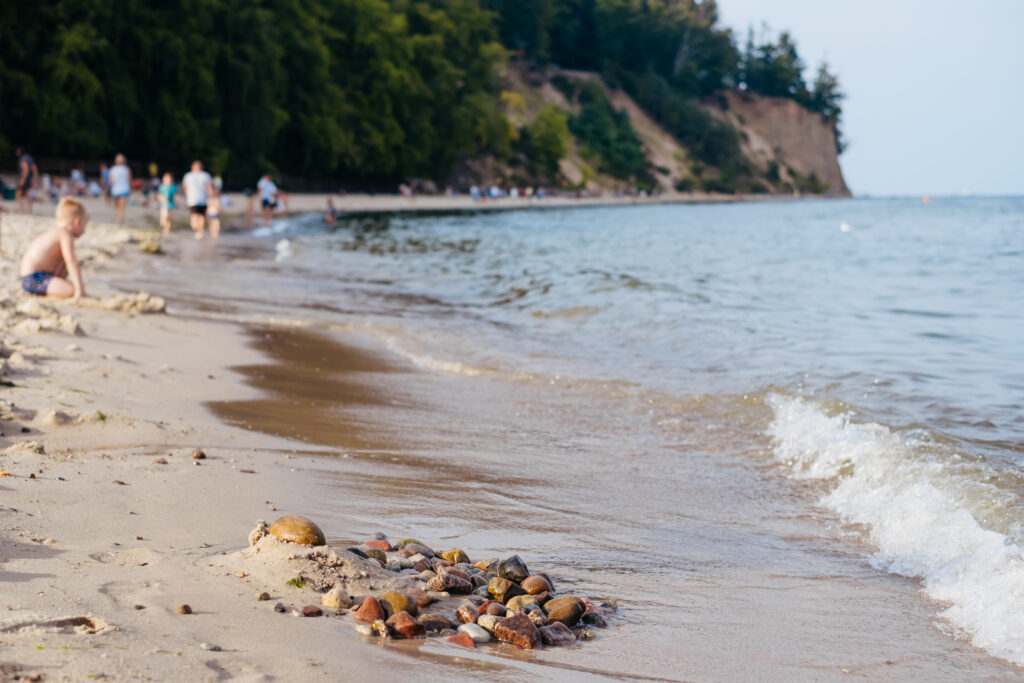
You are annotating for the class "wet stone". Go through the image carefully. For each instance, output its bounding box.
[410,589,436,608]
[496,555,530,583]
[505,594,541,613]
[440,549,470,564]
[363,547,387,564]
[457,622,491,644]
[267,515,326,546]
[447,632,476,649]
[582,611,607,627]
[385,611,425,639]
[540,622,577,646]
[419,614,454,632]
[521,574,553,595]
[353,596,385,622]
[487,576,526,603]
[381,591,418,618]
[404,543,435,557]
[476,614,501,633]
[413,559,433,573]
[365,539,393,552]
[428,572,473,594]
[455,604,478,624]
[346,547,369,559]
[543,596,586,628]
[493,613,542,650]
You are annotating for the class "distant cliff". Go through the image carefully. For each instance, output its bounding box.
[706,90,850,196]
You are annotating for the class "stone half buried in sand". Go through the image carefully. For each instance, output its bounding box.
[267,515,326,546]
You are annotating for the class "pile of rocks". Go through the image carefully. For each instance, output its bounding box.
[252,515,612,649]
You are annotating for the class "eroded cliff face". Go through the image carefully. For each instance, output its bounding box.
[709,90,850,196]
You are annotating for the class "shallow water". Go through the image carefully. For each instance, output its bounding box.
[111,197,1024,679]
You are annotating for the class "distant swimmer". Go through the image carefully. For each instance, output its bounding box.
[840,221,852,232]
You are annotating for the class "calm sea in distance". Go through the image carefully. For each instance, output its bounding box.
[120,196,1024,679]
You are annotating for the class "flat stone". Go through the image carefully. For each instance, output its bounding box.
[381,590,418,618]
[385,611,425,639]
[495,555,530,583]
[267,515,326,546]
[301,605,322,617]
[365,539,393,552]
[445,567,471,581]
[493,613,541,649]
[455,604,478,624]
[353,596,385,622]
[440,549,469,564]
[521,574,553,595]
[410,588,436,608]
[487,576,525,603]
[413,559,433,573]
[457,622,491,644]
[404,543,435,557]
[543,596,586,628]
[540,621,577,646]
[447,632,476,648]
[419,613,455,632]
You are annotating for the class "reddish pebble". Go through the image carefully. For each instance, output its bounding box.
[447,632,476,649]
[445,568,471,581]
[477,600,501,614]
[301,605,322,617]
[365,539,393,552]
[521,574,553,595]
[493,613,542,649]
[486,602,508,617]
[353,596,385,622]
[455,605,478,624]
[385,611,425,639]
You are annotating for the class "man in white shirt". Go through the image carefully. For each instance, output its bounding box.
[256,174,278,226]
[182,160,214,239]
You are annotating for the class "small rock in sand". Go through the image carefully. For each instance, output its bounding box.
[300,605,323,617]
[321,587,353,609]
[447,632,476,649]
[268,515,326,546]
[273,603,286,613]
[199,642,221,651]
[192,449,206,459]
[457,622,491,644]
[256,592,271,601]
[353,596,385,622]
[177,604,192,615]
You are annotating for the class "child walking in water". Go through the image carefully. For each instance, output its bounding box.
[158,173,178,236]
[19,197,88,299]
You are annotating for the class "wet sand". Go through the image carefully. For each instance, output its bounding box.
[209,325,1023,680]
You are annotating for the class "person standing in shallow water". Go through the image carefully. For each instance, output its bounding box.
[181,160,214,239]
[14,148,38,214]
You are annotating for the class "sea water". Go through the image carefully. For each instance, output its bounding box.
[119,196,1024,678]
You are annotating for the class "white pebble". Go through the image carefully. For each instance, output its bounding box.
[457,623,491,644]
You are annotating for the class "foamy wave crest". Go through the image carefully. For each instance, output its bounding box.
[383,336,486,378]
[766,393,1024,666]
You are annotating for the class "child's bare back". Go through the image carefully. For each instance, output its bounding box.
[19,197,88,299]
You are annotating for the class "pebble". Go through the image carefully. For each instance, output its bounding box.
[540,622,577,646]
[493,613,541,649]
[447,632,476,649]
[256,592,271,601]
[267,515,326,546]
[440,549,469,564]
[505,594,541,613]
[353,596,385,622]
[176,604,192,615]
[192,449,206,460]
[381,591,418,618]
[365,539,392,552]
[363,547,387,564]
[427,572,473,594]
[455,604,478,624]
[582,611,607,627]
[273,603,286,613]
[476,614,501,633]
[385,611,425,639]
[419,614,454,632]
[321,587,353,609]
[487,576,525,603]
[521,574,553,595]
[456,622,491,644]
[543,596,586,628]
[496,555,530,583]
[199,642,221,651]
[300,605,322,617]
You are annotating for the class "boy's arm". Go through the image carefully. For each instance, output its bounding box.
[59,230,86,299]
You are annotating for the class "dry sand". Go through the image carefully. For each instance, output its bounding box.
[0,214,503,681]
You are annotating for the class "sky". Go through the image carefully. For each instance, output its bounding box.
[716,0,1024,196]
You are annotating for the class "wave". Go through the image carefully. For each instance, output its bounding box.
[766,393,1024,666]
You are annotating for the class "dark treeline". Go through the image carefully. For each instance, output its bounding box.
[0,0,842,186]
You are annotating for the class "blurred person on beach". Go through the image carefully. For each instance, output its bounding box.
[324,198,337,224]
[207,187,222,239]
[182,160,213,239]
[99,162,111,203]
[257,174,277,225]
[275,191,288,217]
[158,172,178,236]
[109,153,132,226]
[14,147,39,214]
[19,196,88,300]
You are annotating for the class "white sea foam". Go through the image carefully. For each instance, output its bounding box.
[383,336,485,377]
[766,393,1024,666]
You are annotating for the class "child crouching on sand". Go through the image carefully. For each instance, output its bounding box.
[19,197,88,300]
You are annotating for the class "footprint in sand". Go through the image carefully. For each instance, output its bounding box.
[0,615,109,635]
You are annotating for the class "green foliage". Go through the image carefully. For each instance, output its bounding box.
[562,81,647,181]
[523,104,569,176]
[286,576,308,589]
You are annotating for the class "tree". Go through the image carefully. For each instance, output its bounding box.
[524,104,569,176]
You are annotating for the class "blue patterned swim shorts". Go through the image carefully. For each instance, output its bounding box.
[21,271,53,296]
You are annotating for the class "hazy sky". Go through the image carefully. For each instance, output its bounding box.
[716,0,1024,196]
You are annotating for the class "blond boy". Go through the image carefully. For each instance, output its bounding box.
[19,197,88,299]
